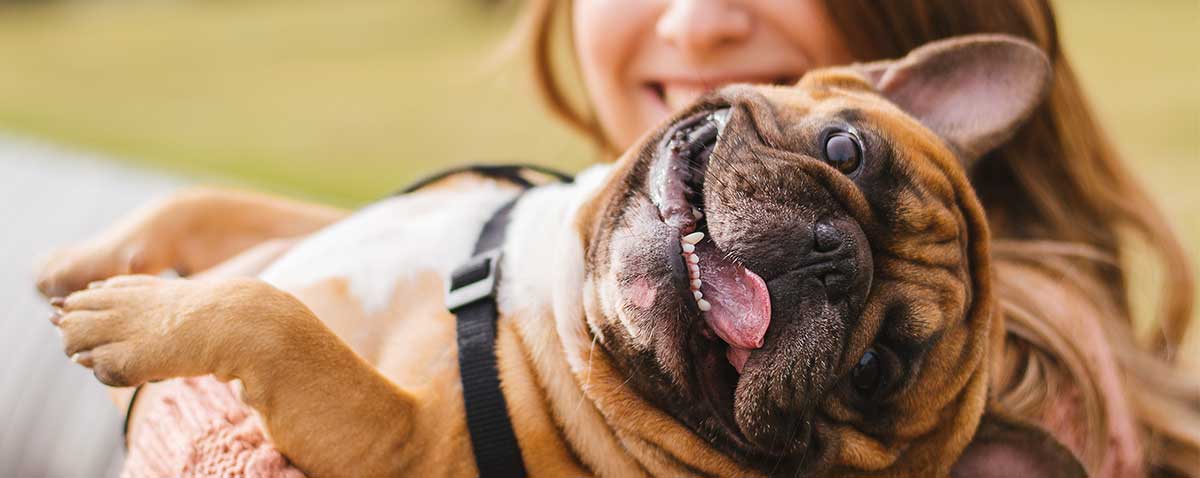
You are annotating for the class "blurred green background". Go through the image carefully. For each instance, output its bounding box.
[0,0,1196,353]
[0,0,592,203]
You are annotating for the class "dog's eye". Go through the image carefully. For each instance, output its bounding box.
[851,348,884,397]
[822,132,863,175]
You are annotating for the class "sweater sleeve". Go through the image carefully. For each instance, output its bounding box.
[120,376,306,478]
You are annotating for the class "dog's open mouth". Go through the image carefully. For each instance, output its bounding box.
[648,108,773,418]
[629,98,877,456]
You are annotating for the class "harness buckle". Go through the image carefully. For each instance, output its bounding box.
[446,249,503,313]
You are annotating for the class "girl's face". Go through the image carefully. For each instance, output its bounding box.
[573,0,854,150]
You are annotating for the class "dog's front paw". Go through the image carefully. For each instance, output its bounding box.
[50,275,225,387]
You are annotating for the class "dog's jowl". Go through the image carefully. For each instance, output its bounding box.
[45,35,1087,478]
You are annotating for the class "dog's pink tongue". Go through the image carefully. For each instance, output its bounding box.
[697,243,771,373]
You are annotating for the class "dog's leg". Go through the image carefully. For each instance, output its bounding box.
[52,275,414,476]
[105,237,305,413]
[36,187,348,298]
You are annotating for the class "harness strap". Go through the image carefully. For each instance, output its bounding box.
[441,164,572,478]
[447,198,526,478]
[396,163,574,196]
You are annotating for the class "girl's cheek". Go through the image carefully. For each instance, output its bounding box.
[573,0,664,147]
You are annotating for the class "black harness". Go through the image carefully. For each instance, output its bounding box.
[429,164,572,478]
[124,164,572,478]
[445,198,526,477]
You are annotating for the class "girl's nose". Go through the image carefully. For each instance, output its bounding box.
[656,0,752,60]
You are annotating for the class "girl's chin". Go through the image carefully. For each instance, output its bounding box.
[636,85,674,129]
[662,84,712,111]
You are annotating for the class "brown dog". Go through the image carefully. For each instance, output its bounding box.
[38,35,1086,477]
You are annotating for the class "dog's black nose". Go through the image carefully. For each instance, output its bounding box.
[807,218,870,300]
[813,221,844,253]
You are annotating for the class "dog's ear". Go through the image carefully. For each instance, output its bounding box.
[854,34,1053,163]
[951,411,1088,478]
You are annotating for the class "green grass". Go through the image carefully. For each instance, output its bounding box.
[0,0,1196,355]
[0,0,592,204]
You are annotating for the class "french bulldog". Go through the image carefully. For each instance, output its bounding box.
[38,34,1085,477]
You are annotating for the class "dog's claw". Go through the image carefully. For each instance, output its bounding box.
[71,351,93,367]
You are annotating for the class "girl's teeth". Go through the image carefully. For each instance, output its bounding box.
[691,279,703,289]
[687,254,700,264]
[693,290,703,300]
[681,243,695,253]
[697,299,712,312]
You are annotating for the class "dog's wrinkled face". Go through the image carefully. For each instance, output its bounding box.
[577,36,1059,476]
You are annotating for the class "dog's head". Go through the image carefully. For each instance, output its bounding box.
[576,35,1084,477]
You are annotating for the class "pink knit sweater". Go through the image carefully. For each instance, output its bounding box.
[122,377,305,478]
[124,375,1136,477]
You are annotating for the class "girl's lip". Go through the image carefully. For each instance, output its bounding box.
[642,74,801,112]
[643,72,802,88]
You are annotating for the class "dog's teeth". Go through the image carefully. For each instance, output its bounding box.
[689,264,700,276]
[683,232,704,244]
[693,290,703,300]
[681,242,695,253]
[711,108,731,128]
[691,279,702,289]
[687,254,699,264]
[697,299,712,312]
[693,208,703,220]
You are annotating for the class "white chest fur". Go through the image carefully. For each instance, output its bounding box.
[259,181,517,314]
[257,165,611,317]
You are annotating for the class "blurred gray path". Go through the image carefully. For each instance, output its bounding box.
[0,135,183,478]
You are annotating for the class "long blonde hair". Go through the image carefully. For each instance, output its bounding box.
[512,0,1198,475]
